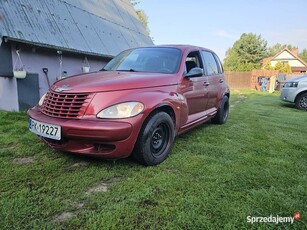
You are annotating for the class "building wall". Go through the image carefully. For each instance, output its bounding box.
[270,51,305,67]
[275,51,293,59]
[10,43,111,98]
[271,59,305,67]
[0,42,19,111]
[0,77,19,111]
[0,41,111,111]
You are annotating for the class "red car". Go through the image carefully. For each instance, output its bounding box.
[28,45,230,166]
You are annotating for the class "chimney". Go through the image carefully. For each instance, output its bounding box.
[291,48,298,56]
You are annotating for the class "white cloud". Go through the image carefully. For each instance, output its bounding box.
[215,30,236,39]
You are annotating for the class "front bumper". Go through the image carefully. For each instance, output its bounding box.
[280,88,297,103]
[27,107,144,158]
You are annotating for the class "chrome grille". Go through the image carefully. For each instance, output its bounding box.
[41,91,92,118]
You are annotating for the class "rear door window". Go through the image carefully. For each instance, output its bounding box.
[201,51,219,75]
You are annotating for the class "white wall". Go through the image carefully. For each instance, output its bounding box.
[11,45,110,98]
[0,77,19,111]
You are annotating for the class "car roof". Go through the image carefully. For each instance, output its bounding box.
[139,44,214,53]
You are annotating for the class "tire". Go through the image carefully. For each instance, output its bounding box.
[295,92,307,110]
[133,112,175,166]
[212,96,229,124]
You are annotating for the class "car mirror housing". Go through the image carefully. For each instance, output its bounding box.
[184,67,204,78]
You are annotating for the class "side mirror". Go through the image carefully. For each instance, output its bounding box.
[184,67,204,78]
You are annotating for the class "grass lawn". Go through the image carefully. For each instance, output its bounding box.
[0,90,306,229]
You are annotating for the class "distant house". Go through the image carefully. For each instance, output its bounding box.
[0,0,153,111]
[262,48,307,74]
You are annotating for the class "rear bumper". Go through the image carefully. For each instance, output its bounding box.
[27,107,144,158]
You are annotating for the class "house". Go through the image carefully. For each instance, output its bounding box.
[0,0,153,111]
[262,48,307,73]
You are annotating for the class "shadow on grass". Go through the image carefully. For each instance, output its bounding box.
[176,120,213,140]
[279,102,296,109]
[58,149,142,168]
[52,120,216,168]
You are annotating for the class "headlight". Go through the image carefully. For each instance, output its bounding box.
[283,82,298,88]
[38,93,47,106]
[97,102,144,119]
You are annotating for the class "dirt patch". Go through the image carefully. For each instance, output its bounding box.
[86,182,108,194]
[70,161,90,168]
[12,157,35,165]
[52,212,74,223]
[86,177,123,195]
[231,93,247,109]
[74,202,84,210]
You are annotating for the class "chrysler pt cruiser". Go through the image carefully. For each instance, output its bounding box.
[28,45,230,166]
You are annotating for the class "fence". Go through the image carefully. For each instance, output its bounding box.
[224,72,252,89]
[225,71,306,90]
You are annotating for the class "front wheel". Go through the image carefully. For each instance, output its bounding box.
[212,96,229,124]
[295,92,307,110]
[133,112,175,166]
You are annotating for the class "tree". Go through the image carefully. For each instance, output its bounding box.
[299,49,307,63]
[280,63,292,73]
[224,33,267,71]
[268,61,292,73]
[224,33,268,71]
[263,62,273,70]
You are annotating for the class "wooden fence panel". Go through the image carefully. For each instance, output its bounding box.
[224,72,252,89]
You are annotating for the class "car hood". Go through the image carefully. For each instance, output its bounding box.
[51,71,178,93]
[286,75,307,82]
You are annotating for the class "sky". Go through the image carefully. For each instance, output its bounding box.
[136,0,307,61]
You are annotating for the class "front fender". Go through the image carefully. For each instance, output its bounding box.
[85,86,182,129]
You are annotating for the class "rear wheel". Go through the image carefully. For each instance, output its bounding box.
[133,112,175,166]
[212,96,229,124]
[295,92,307,110]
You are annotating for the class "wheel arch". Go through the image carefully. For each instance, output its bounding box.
[295,90,307,102]
[144,103,176,131]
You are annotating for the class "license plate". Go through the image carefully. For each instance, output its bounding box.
[29,118,61,140]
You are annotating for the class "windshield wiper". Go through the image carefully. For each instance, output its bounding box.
[117,69,138,72]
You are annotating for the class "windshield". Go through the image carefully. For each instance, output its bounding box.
[103,47,182,74]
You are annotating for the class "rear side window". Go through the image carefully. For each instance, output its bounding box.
[201,51,219,75]
[213,53,224,73]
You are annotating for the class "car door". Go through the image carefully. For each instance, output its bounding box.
[178,50,209,125]
[201,50,224,111]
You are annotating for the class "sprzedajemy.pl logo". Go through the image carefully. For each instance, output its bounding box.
[247,212,301,225]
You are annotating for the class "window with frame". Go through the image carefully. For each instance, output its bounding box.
[213,53,223,74]
[185,51,203,73]
[201,51,219,75]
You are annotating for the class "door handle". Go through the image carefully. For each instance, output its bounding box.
[219,79,224,83]
[203,82,210,86]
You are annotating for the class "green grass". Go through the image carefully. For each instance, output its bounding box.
[0,90,306,229]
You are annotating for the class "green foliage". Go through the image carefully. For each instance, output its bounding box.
[263,62,273,70]
[224,33,268,71]
[136,10,150,35]
[298,49,307,63]
[130,1,150,35]
[280,63,292,73]
[274,61,283,70]
[268,43,297,57]
[1,92,306,229]
[273,61,292,73]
